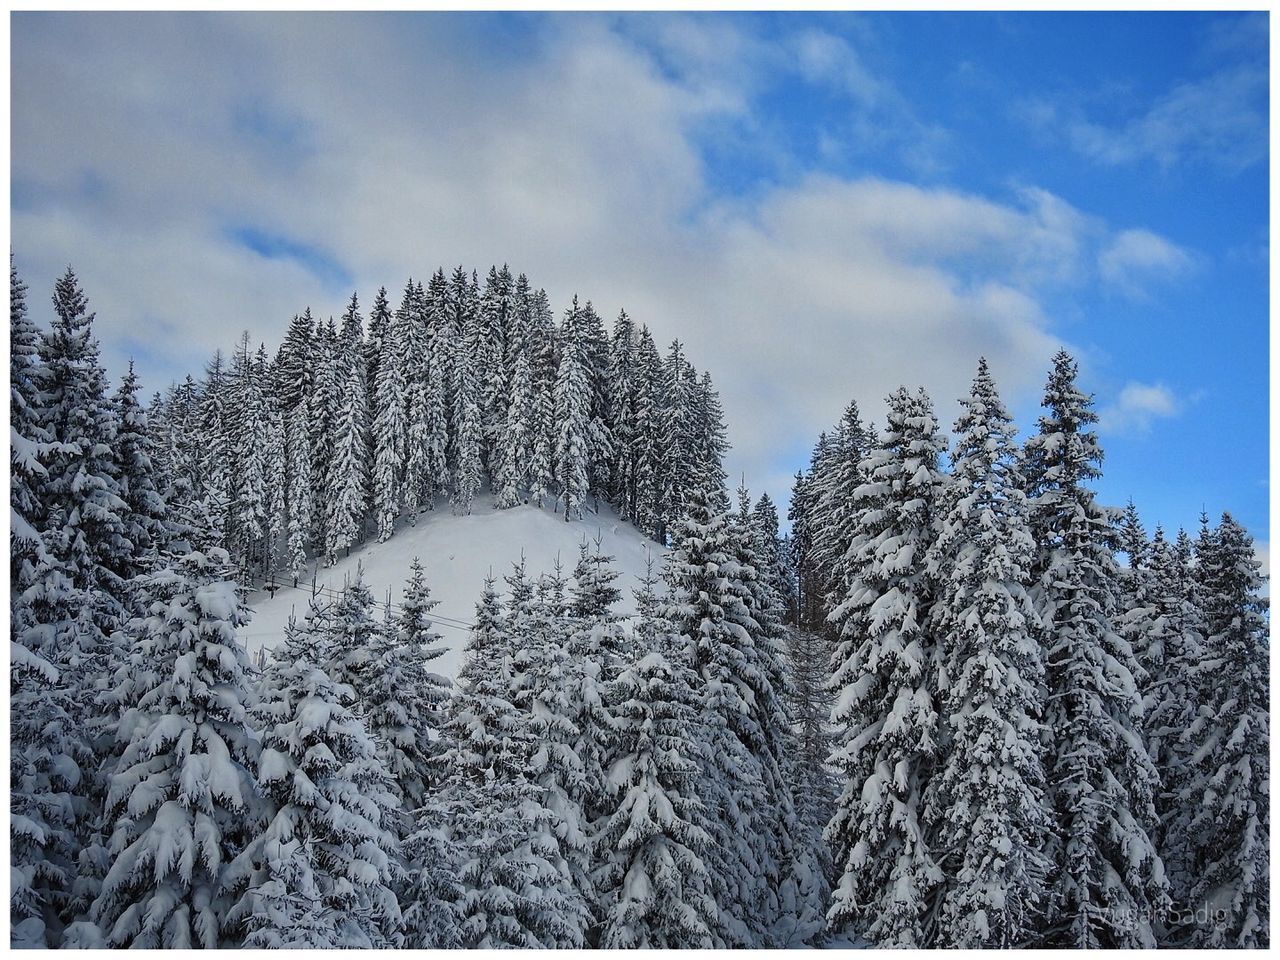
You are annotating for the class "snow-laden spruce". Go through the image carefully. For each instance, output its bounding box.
[663,483,775,946]
[925,360,1051,947]
[233,615,403,948]
[1023,350,1168,948]
[594,564,719,948]
[90,549,260,948]
[825,386,948,947]
[431,572,589,948]
[1180,513,1269,947]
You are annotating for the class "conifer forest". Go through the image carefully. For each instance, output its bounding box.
[9,258,1269,950]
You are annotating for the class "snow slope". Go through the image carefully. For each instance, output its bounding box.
[239,494,665,678]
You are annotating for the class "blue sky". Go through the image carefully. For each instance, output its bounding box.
[10,11,1269,554]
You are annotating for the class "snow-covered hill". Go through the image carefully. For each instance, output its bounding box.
[239,494,666,677]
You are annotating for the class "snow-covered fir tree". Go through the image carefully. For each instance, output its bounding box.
[326,302,371,560]
[110,362,168,575]
[595,562,719,948]
[432,575,588,948]
[1180,513,1269,948]
[663,483,774,946]
[1023,350,1167,948]
[372,291,407,541]
[236,617,403,948]
[926,360,1051,947]
[825,387,948,947]
[90,549,261,948]
[552,302,590,521]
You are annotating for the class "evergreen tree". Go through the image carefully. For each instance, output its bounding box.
[663,484,771,946]
[434,576,587,948]
[927,360,1050,947]
[452,348,483,515]
[631,326,665,539]
[367,559,452,816]
[825,387,948,947]
[606,310,637,516]
[1141,527,1206,919]
[495,350,535,509]
[237,620,403,948]
[595,567,718,948]
[90,549,261,948]
[10,258,50,600]
[372,290,407,541]
[326,313,371,561]
[529,304,558,509]
[555,299,591,521]
[309,318,340,553]
[1023,351,1167,948]
[284,403,313,582]
[1181,514,1269,947]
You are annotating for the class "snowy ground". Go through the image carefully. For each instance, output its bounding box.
[239,494,666,676]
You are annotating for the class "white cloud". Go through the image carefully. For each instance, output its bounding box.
[1018,17,1267,175]
[1099,381,1182,436]
[10,13,1188,512]
[1098,228,1194,297]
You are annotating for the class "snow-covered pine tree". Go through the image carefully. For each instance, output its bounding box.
[262,388,287,576]
[284,403,313,583]
[825,386,948,947]
[421,272,452,506]
[108,363,170,579]
[227,334,271,576]
[33,267,130,611]
[738,480,818,943]
[529,296,559,509]
[364,285,392,414]
[308,317,340,554]
[1181,513,1268,948]
[606,310,637,516]
[10,265,78,945]
[658,340,695,534]
[326,305,371,561]
[90,548,262,948]
[813,400,871,623]
[495,348,535,509]
[555,298,592,521]
[367,559,452,816]
[1140,526,1206,922]
[564,540,631,929]
[27,269,134,922]
[1023,350,1167,948]
[691,371,730,510]
[236,624,403,948]
[663,483,771,946]
[452,347,483,516]
[480,265,514,477]
[10,258,50,601]
[372,287,407,541]
[193,352,233,551]
[432,575,588,948]
[631,325,665,539]
[273,309,315,415]
[926,360,1051,947]
[515,568,596,937]
[595,561,719,948]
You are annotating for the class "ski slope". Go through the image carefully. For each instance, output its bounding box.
[239,494,665,677]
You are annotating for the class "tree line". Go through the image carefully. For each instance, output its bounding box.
[145,264,730,583]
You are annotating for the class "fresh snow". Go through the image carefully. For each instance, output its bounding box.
[239,493,665,676]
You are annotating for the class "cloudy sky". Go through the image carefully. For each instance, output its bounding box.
[11,11,1269,548]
